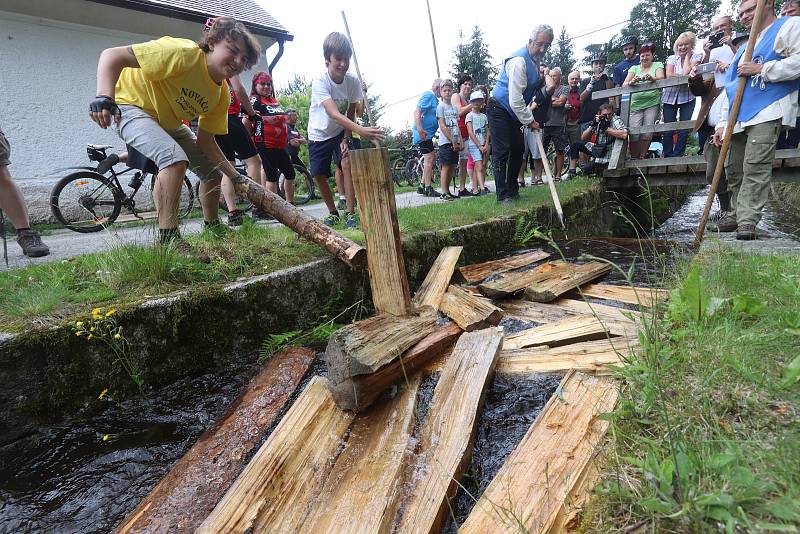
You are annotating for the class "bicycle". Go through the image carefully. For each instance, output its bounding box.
[50,144,195,233]
[389,146,439,187]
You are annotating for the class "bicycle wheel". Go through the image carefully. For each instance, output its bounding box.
[280,164,315,205]
[50,171,123,233]
[391,158,406,187]
[404,159,420,186]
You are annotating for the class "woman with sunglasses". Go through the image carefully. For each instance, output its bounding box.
[245,71,295,210]
[623,43,665,159]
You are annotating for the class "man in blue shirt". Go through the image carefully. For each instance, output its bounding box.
[612,36,640,109]
[413,78,442,196]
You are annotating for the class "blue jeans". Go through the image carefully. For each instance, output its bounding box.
[662,100,696,157]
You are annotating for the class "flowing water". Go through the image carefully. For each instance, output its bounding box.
[2,188,797,533]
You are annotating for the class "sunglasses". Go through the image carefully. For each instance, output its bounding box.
[258,82,272,86]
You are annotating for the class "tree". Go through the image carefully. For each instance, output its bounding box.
[623,0,721,60]
[277,73,311,97]
[450,25,498,87]
[359,83,385,127]
[544,26,576,76]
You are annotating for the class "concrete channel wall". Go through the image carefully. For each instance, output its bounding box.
[0,184,665,444]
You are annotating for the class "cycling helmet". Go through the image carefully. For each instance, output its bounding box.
[620,35,638,49]
[590,54,607,64]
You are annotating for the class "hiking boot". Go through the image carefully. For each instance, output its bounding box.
[16,229,49,257]
[456,188,470,198]
[736,224,758,240]
[337,197,347,211]
[227,209,244,227]
[323,212,340,227]
[715,213,737,232]
[439,193,455,201]
[343,212,359,230]
[424,186,437,197]
[251,207,274,221]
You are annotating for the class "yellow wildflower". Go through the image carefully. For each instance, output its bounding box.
[87,334,94,340]
[114,333,122,340]
[98,388,109,399]
[76,321,84,327]
[105,309,116,317]
[92,308,102,317]
[102,434,110,442]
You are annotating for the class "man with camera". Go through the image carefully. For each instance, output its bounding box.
[565,103,627,177]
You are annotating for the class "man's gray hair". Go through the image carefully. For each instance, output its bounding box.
[550,67,562,75]
[432,78,443,90]
[530,25,555,42]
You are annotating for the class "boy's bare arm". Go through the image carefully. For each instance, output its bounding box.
[196,129,241,178]
[321,99,385,142]
[467,121,480,146]
[91,46,139,128]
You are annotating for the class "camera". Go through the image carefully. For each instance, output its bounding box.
[597,116,610,131]
[708,30,725,49]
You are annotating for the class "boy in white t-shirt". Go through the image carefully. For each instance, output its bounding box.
[435,79,462,201]
[307,32,384,228]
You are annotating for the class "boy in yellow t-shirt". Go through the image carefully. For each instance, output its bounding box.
[89,17,260,245]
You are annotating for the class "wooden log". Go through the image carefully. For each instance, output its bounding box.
[497,337,640,374]
[300,376,421,533]
[196,376,354,533]
[522,261,612,302]
[389,327,504,533]
[439,284,504,332]
[552,455,602,532]
[230,175,365,269]
[116,348,315,534]
[575,283,671,307]
[477,260,574,300]
[498,299,641,336]
[350,147,412,315]
[458,249,550,284]
[413,246,463,309]
[330,322,463,413]
[502,315,619,350]
[459,371,619,533]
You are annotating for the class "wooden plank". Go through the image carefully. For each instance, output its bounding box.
[389,327,504,534]
[776,148,800,163]
[116,348,315,534]
[333,322,463,412]
[498,298,642,334]
[439,284,504,332]
[522,261,612,302]
[668,164,688,174]
[502,315,619,350]
[607,138,627,171]
[350,147,411,315]
[196,376,355,533]
[325,310,439,411]
[592,75,689,98]
[626,155,706,169]
[413,246,463,309]
[478,260,593,300]
[458,249,550,284]
[576,283,670,307]
[300,376,421,534]
[628,120,696,136]
[459,370,619,534]
[497,337,639,374]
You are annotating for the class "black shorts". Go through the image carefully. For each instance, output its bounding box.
[308,131,345,178]
[542,125,568,152]
[215,115,258,162]
[417,139,435,155]
[438,143,459,166]
[258,146,295,183]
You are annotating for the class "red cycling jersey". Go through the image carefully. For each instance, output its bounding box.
[250,95,287,149]
[227,86,241,116]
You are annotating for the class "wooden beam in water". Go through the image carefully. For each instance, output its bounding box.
[458,249,550,284]
[439,284,504,332]
[413,246,463,309]
[390,327,504,533]
[459,370,619,533]
[350,147,411,315]
[497,337,639,374]
[116,348,315,534]
[196,376,355,533]
[522,261,611,303]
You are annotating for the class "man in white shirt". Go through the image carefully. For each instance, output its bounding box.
[713,0,800,240]
[488,25,555,204]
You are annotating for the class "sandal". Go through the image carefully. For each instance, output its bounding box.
[518,181,527,187]
[532,178,545,186]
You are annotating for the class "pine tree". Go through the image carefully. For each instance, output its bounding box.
[449,26,498,87]
[544,26,576,76]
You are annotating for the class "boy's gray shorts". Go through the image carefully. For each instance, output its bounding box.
[116,105,222,182]
[0,127,11,167]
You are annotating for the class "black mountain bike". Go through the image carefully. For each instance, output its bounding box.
[50,144,195,233]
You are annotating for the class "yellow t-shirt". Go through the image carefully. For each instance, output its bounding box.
[115,36,229,135]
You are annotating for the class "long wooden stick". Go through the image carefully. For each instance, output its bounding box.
[341,11,380,148]
[424,0,441,77]
[533,129,566,229]
[693,0,768,247]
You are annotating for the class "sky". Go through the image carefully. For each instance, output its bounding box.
[258,0,641,132]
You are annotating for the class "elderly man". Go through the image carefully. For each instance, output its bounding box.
[413,77,442,197]
[713,0,800,240]
[537,67,570,180]
[488,25,555,204]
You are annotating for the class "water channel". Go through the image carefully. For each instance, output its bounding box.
[1,188,797,533]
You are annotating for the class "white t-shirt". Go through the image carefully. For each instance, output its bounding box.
[436,102,460,145]
[710,44,735,89]
[308,71,363,142]
[466,111,488,145]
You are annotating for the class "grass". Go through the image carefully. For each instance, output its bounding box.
[0,177,595,331]
[586,247,800,532]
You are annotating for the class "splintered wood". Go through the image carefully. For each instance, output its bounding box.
[502,315,619,350]
[439,284,504,331]
[577,283,670,307]
[500,298,643,332]
[349,148,411,315]
[458,249,550,283]
[497,337,640,374]
[414,246,463,309]
[392,327,504,534]
[196,376,354,533]
[459,371,619,533]
[478,260,609,300]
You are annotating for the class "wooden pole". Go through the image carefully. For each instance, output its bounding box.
[230,175,365,269]
[341,11,380,148]
[424,0,441,77]
[533,129,566,229]
[693,0,768,247]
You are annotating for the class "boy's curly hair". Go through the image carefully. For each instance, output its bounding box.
[199,16,261,69]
